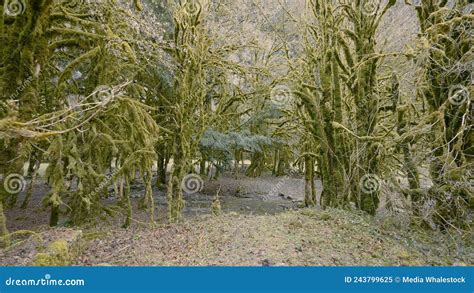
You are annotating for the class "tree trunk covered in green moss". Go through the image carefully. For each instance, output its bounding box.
[156,144,168,187]
[246,152,264,177]
[413,0,472,228]
[167,157,185,223]
[0,0,54,242]
[233,149,243,175]
[390,74,420,192]
[350,6,381,215]
[144,171,154,224]
[120,175,132,228]
[299,2,348,209]
[0,201,9,248]
[416,0,472,183]
[304,155,316,207]
[298,0,397,214]
[272,149,279,176]
[49,202,59,227]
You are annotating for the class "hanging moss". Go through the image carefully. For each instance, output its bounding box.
[413,0,473,230]
[297,0,396,215]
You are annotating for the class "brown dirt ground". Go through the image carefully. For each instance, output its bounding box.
[73,208,470,266]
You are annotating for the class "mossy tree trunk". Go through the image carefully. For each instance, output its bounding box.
[298,0,396,214]
[167,156,185,223]
[0,201,9,248]
[390,74,420,193]
[1,0,54,239]
[298,1,349,210]
[412,0,472,228]
[272,149,279,176]
[156,144,168,187]
[246,152,264,177]
[120,175,132,228]
[304,155,316,207]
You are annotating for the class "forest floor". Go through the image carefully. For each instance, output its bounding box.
[1,173,472,266]
[73,208,472,266]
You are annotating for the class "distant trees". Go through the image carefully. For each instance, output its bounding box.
[164,0,252,222]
